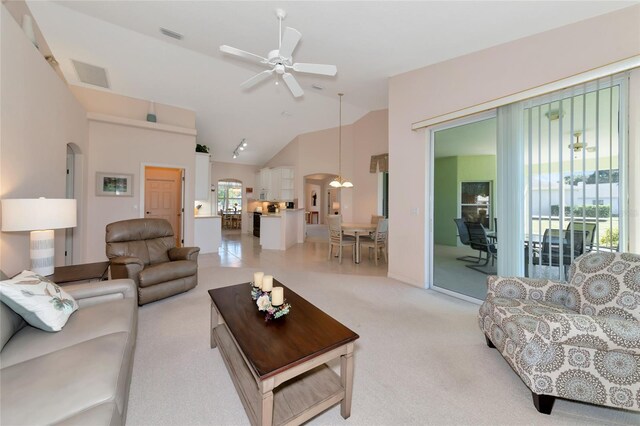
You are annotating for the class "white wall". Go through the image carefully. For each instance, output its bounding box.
[266,110,389,224]
[83,120,196,262]
[0,7,89,276]
[388,6,640,287]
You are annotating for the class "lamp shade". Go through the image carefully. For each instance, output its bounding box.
[332,201,340,210]
[1,198,77,231]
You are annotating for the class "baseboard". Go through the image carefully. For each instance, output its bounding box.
[387,272,424,288]
[431,286,484,305]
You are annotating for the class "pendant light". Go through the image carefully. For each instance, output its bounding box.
[329,93,353,188]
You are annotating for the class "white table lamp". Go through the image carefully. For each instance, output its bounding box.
[1,198,77,276]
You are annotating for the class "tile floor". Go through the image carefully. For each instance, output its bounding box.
[198,229,388,277]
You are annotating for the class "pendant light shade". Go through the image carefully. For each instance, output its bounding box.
[331,93,353,189]
[329,179,342,188]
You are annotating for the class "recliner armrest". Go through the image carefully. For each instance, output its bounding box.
[109,256,144,284]
[168,247,200,262]
[63,279,137,307]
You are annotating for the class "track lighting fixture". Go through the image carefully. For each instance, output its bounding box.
[232,139,247,159]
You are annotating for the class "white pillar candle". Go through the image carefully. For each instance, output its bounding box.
[271,287,284,306]
[253,272,264,288]
[262,275,273,292]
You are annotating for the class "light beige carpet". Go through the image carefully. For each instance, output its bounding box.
[125,265,640,425]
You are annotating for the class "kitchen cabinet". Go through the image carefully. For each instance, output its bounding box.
[259,167,294,201]
[195,153,211,201]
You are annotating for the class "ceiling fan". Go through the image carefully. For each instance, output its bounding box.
[219,9,337,98]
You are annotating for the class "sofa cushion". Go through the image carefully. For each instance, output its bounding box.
[1,301,25,351]
[0,297,136,368]
[536,312,640,352]
[0,332,130,426]
[0,271,78,332]
[54,402,119,426]
[138,260,197,288]
[487,297,576,345]
[569,251,640,321]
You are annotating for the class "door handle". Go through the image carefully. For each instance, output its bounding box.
[146,211,151,214]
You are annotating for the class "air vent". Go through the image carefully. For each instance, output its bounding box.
[71,60,109,88]
[160,27,183,40]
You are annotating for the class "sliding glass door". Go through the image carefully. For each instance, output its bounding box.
[523,76,626,280]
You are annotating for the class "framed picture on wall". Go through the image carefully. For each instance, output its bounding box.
[96,172,133,197]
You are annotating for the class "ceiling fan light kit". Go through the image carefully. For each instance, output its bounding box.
[219,9,337,98]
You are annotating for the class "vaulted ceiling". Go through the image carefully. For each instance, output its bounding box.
[27,1,634,165]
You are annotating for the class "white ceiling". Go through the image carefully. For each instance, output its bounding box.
[26,1,634,165]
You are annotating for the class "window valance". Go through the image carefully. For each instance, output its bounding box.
[370,154,389,173]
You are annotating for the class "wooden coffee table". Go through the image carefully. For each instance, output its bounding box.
[209,282,359,426]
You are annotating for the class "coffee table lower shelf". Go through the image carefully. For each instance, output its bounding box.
[214,325,346,426]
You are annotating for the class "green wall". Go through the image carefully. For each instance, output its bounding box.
[434,155,496,246]
[434,157,458,246]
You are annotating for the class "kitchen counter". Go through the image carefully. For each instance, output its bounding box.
[195,215,221,218]
[194,215,221,254]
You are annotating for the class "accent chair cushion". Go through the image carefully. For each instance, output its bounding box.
[138,260,197,288]
[0,270,78,332]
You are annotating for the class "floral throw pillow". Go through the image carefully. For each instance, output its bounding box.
[0,270,78,332]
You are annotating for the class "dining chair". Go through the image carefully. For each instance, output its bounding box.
[222,214,232,229]
[360,218,388,265]
[327,215,355,264]
[453,218,484,263]
[465,223,497,274]
[369,215,385,237]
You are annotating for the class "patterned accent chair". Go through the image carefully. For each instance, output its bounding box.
[478,252,640,414]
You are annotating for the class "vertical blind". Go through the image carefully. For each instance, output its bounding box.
[523,75,625,280]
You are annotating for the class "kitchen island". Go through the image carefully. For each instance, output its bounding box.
[194,215,222,254]
[260,208,305,250]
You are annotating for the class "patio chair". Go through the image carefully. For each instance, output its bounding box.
[465,222,497,274]
[525,229,585,279]
[565,221,596,251]
[453,218,484,263]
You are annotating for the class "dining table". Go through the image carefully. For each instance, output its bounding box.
[341,222,377,264]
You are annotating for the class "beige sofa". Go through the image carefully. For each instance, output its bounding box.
[0,275,138,425]
[479,252,640,414]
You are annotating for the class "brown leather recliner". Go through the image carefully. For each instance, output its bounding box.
[105,218,200,305]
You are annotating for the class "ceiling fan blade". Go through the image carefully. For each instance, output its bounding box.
[282,73,304,98]
[292,63,337,76]
[240,69,274,89]
[220,45,267,64]
[279,27,301,59]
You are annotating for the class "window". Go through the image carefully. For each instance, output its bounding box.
[217,180,242,213]
[460,181,491,228]
[524,79,624,280]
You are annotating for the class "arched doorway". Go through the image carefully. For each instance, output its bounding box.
[304,173,340,241]
[218,179,243,231]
